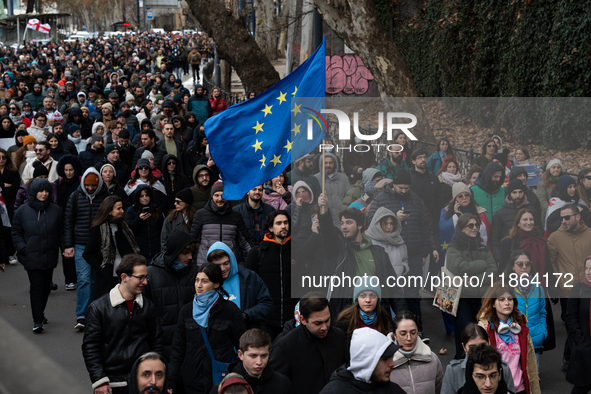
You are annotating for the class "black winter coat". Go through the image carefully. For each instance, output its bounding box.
[410,168,443,225]
[79,145,105,170]
[190,199,255,265]
[235,265,274,327]
[158,153,191,214]
[208,360,295,394]
[233,201,275,247]
[94,157,130,187]
[566,282,591,387]
[131,145,167,171]
[55,155,84,213]
[82,289,164,387]
[367,185,436,257]
[11,180,63,270]
[490,200,540,262]
[167,298,246,394]
[270,324,348,394]
[0,167,21,219]
[64,184,109,247]
[319,365,407,394]
[144,231,199,357]
[125,184,163,261]
[106,182,132,212]
[245,236,295,328]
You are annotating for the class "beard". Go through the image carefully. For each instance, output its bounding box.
[512,197,524,206]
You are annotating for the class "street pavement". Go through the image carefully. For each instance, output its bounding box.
[0,259,575,392]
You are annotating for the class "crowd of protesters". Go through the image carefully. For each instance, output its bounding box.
[1,30,591,394]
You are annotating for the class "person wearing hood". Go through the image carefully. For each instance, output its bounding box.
[94,144,130,187]
[46,132,68,162]
[319,327,405,394]
[144,230,199,358]
[125,158,168,213]
[84,195,141,299]
[186,126,208,168]
[7,128,27,157]
[64,167,110,330]
[116,128,137,169]
[341,168,382,212]
[446,213,497,360]
[161,188,197,254]
[166,263,246,394]
[158,154,190,214]
[27,112,50,142]
[471,162,506,224]
[190,164,216,210]
[208,329,293,394]
[262,170,293,211]
[190,181,255,266]
[11,178,64,333]
[77,91,95,113]
[365,207,409,277]
[184,111,200,146]
[314,152,349,227]
[15,157,59,211]
[126,184,164,263]
[51,121,78,157]
[8,101,24,126]
[170,114,193,148]
[459,344,513,394]
[270,295,347,394]
[23,83,45,111]
[67,124,88,154]
[79,133,106,170]
[0,113,16,138]
[55,155,83,290]
[65,107,92,139]
[187,84,212,125]
[206,242,273,329]
[490,179,540,262]
[545,175,591,234]
[127,352,167,394]
[387,311,444,394]
[508,166,541,214]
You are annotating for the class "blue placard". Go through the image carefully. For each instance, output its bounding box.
[523,165,542,186]
[82,25,87,31]
[146,10,153,20]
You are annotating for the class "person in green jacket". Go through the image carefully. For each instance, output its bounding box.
[470,162,505,224]
[376,150,409,180]
[341,168,382,211]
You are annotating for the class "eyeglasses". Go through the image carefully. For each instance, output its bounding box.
[174,200,183,204]
[457,193,470,199]
[138,166,150,170]
[37,118,47,122]
[197,174,209,178]
[465,223,479,229]
[473,372,500,382]
[515,261,532,268]
[166,161,176,166]
[9,107,16,110]
[35,148,46,152]
[585,176,591,180]
[561,215,574,221]
[0,156,6,160]
[130,274,149,282]
[487,144,496,148]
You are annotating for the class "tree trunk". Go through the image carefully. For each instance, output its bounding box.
[185,0,281,94]
[254,0,278,61]
[311,0,435,142]
[26,0,35,14]
[220,60,232,92]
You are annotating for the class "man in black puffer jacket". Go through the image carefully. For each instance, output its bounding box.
[190,181,255,265]
[144,230,199,359]
[82,255,163,393]
[490,179,540,263]
[367,169,438,337]
[64,167,109,330]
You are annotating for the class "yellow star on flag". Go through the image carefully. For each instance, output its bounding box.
[291,103,302,117]
[441,241,449,250]
[276,91,287,105]
[261,104,273,117]
[292,86,298,96]
[252,139,263,152]
[253,121,264,134]
[270,154,282,167]
[284,140,292,153]
[259,154,266,169]
[291,123,301,135]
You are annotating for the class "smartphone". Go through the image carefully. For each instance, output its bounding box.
[142,207,150,213]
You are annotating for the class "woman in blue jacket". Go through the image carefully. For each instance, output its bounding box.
[427,138,454,174]
[507,249,547,371]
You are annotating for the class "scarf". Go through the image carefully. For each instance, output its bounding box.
[517,274,532,296]
[550,175,559,185]
[172,260,186,270]
[192,290,219,328]
[439,171,463,185]
[398,340,419,359]
[359,310,377,326]
[490,317,515,345]
[518,230,546,275]
[98,217,141,268]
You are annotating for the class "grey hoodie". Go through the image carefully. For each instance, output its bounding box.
[81,167,104,202]
[365,207,409,276]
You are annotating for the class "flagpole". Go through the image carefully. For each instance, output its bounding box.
[23,26,27,43]
[320,141,326,214]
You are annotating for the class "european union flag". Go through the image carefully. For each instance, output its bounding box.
[204,39,326,200]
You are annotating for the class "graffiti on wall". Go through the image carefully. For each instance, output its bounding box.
[326,55,375,95]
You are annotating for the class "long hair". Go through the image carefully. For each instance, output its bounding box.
[197,263,230,299]
[13,145,30,169]
[577,168,591,208]
[477,283,524,329]
[167,203,196,227]
[130,165,158,185]
[515,146,530,160]
[506,208,542,239]
[461,322,489,346]
[465,164,483,186]
[481,138,495,156]
[265,170,289,186]
[336,300,392,342]
[134,187,161,220]
[437,155,462,177]
[437,137,455,156]
[0,148,16,171]
[540,166,565,188]
[444,193,480,220]
[505,249,532,276]
[91,196,126,227]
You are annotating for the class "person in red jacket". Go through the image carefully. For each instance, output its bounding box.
[209,87,227,116]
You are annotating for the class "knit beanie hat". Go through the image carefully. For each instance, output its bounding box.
[493,152,508,169]
[125,93,134,102]
[505,179,526,197]
[32,161,49,178]
[353,278,382,301]
[23,135,36,146]
[100,163,116,177]
[84,173,100,185]
[136,158,150,169]
[105,144,118,155]
[557,175,576,192]
[392,169,411,185]
[176,187,193,205]
[546,158,563,172]
[141,150,154,159]
[452,182,471,200]
[211,180,223,196]
[90,133,103,144]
